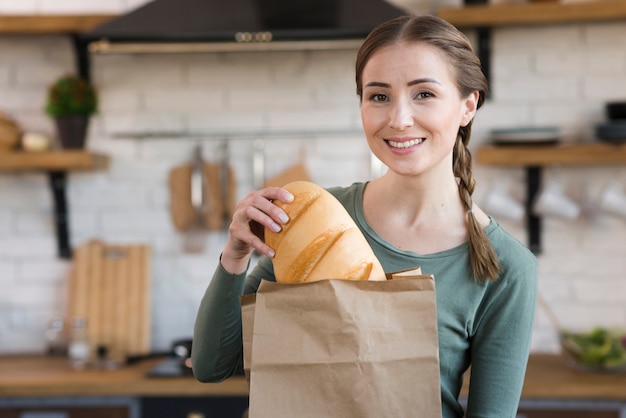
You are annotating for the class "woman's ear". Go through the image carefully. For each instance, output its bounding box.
[461,91,479,127]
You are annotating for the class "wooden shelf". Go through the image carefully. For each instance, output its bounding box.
[0,151,110,259]
[0,14,116,34]
[0,150,109,172]
[438,0,626,28]
[476,142,626,166]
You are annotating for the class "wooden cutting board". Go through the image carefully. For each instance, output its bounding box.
[67,240,151,361]
[263,162,312,188]
[168,163,196,231]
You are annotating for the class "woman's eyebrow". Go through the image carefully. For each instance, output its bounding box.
[364,78,441,89]
[364,81,390,88]
[408,78,441,86]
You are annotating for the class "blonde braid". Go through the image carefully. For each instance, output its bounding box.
[454,128,500,282]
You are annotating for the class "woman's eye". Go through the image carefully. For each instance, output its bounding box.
[369,93,388,102]
[415,91,434,100]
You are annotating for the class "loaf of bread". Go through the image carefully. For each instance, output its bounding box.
[265,181,386,283]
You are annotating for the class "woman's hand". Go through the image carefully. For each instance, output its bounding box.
[220,187,293,274]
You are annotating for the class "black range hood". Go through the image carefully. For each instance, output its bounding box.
[84,0,409,53]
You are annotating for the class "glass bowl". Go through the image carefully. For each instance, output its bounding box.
[560,327,626,374]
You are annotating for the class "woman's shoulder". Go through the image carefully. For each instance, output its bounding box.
[488,220,539,282]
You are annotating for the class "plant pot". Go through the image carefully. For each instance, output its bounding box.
[55,116,90,149]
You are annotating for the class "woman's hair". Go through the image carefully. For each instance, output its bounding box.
[355,14,500,282]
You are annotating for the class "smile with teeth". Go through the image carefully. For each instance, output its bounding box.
[387,138,424,149]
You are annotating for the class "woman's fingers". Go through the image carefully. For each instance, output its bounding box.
[226,187,293,258]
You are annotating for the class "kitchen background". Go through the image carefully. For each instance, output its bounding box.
[0,0,625,356]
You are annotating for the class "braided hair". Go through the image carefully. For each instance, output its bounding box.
[355,14,500,282]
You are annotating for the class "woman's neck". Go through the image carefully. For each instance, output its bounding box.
[363,172,469,254]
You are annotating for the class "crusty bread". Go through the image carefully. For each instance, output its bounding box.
[265,181,386,283]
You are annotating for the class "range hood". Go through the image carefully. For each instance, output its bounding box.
[85,0,409,53]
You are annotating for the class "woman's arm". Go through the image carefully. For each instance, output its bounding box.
[465,258,538,418]
[191,262,247,382]
[192,255,276,382]
[191,186,293,382]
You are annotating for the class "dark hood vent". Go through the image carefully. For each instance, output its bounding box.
[85,0,409,53]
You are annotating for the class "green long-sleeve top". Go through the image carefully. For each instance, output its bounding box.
[192,182,538,418]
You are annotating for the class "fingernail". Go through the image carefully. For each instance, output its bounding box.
[284,192,294,202]
[267,248,275,257]
[271,222,282,232]
[278,213,289,224]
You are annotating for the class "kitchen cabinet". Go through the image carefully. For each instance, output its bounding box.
[4,354,626,417]
[141,396,248,418]
[475,142,626,253]
[0,355,248,418]
[0,151,109,259]
[0,397,248,418]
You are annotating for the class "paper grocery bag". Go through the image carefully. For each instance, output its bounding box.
[241,272,441,418]
[241,293,256,382]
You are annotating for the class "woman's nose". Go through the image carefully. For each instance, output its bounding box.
[388,100,414,130]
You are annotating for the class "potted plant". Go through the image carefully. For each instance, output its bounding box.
[45,74,98,149]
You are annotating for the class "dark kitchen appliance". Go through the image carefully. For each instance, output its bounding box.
[595,121,626,144]
[83,0,408,52]
[606,101,626,121]
[147,339,193,377]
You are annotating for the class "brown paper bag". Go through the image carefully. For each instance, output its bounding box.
[241,272,441,418]
[241,292,256,382]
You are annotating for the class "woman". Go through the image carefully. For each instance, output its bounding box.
[192,14,538,417]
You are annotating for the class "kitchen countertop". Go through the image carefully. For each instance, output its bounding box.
[515,355,626,400]
[1,354,626,400]
[0,355,248,398]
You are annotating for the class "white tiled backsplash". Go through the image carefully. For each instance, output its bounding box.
[0,2,625,354]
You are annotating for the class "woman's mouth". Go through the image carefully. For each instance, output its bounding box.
[386,138,424,149]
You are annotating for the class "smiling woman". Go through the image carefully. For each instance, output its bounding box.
[356,17,488,267]
[192,14,538,418]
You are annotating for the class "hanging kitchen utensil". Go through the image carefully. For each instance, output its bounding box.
[224,163,237,224]
[264,162,312,188]
[168,164,196,231]
[200,141,237,231]
[219,141,237,229]
[181,145,209,253]
[202,162,224,231]
[264,145,312,188]
[252,139,265,190]
[203,163,238,231]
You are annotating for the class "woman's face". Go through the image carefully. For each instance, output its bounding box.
[360,41,478,178]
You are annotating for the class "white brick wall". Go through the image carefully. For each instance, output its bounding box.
[1,7,626,355]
